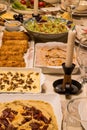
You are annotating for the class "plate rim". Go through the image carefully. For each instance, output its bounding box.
[0,3,7,14]
[11,7,33,14]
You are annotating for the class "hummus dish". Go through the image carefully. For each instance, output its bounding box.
[0,100,58,130]
[35,42,76,67]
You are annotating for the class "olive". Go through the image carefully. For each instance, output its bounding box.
[13,14,24,23]
[18,13,23,18]
[13,14,18,19]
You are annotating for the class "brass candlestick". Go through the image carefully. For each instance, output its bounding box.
[62,63,75,90]
[53,63,82,95]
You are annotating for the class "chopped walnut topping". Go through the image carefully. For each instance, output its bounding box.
[0,70,40,92]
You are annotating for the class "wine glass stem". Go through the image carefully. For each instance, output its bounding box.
[69,12,73,21]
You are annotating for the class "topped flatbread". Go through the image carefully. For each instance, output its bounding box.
[0,100,58,130]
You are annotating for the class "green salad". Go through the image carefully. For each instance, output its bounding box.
[12,0,27,10]
[25,17,68,34]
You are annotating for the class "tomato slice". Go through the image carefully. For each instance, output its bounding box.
[39,1,46,7]
[30,0,34,4]
[20,0,26,5]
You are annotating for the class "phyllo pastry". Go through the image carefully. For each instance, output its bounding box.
[2,31,29,41]
[0,60,25,67]
[0,31,30,67]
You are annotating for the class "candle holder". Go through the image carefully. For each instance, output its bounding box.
[53,63,82,95]
[32,13,41,22]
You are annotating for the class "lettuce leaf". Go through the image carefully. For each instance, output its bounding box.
[12,0,27,10]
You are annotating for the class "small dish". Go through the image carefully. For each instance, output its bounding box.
[5,20,21,31]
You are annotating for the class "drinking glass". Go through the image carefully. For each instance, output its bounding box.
[61,0,80,20]
[77,41,87,96]
[66,97,87,130]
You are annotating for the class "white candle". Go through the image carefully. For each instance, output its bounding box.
[34,0,38,15]
[65,30,76,67]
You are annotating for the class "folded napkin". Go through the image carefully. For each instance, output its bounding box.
[78,100,87,130]
[76,25,87,43]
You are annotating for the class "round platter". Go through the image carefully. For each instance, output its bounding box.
[0,3,7,14]
[11,6,34,14]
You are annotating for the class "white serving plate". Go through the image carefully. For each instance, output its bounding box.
[73,11,87,17]
[0,93,62,130]
[41,6,60,12]
[0,67,43,93]
[11,7,34,14]
[34,42,79,74]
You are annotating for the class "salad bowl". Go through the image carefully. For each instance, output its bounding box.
[23,16,71,42]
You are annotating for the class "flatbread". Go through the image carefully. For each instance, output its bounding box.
[0,100,58,130]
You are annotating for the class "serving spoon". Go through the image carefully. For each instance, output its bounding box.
[0,16,11,23]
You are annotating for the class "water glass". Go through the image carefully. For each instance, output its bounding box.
[66,97,87,130]
[77,41,87,95]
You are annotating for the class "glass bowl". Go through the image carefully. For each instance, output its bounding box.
[23,16,70,42]
[67,97,87,130]
[5,20,21,31]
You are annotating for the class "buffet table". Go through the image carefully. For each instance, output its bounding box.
[0,2,87,129]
